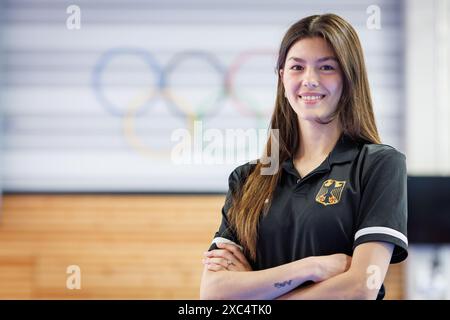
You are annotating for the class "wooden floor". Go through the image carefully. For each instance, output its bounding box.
[0,195,405,299]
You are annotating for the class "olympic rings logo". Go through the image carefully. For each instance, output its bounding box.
[91,47,277,159]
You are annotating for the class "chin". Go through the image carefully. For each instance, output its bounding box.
[295,109,321,121]
[298,112,334,124]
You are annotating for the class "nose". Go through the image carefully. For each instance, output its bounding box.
[302,68,319,88]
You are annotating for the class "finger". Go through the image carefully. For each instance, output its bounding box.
[206,263,227,272]
[216,243,248,265]
[206,257,246,271]
[204,249,236,264]
[205,260,240,272]
[204,248,250,271]
[205,257,230,269]
[216,243,252,268]
[205,254,249,272]
[224,263,239,271]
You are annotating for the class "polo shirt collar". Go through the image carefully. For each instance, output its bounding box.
[329,133,360,164]
[281,133,360,176]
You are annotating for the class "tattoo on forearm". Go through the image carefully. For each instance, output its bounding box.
[274,280,293,289]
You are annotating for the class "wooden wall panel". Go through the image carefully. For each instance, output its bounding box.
[0,195,405,299]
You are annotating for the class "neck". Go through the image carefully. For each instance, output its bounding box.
[296,117,343,161]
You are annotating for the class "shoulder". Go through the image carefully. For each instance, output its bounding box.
[359,142,406,165]
[228,161,258,188]
[357,142,407,184]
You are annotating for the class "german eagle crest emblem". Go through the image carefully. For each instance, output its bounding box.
[315,179,346,206]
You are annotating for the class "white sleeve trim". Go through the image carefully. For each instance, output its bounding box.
[211,237,244,251]
[354,227,408,246]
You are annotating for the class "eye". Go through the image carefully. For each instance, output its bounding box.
[320,65,335,71]
[290,65,304,71]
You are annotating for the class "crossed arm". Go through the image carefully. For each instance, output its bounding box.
[200,241,394,300]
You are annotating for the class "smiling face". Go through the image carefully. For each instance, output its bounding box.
[281,37,344,124]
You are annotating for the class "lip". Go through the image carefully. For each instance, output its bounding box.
[299,92,326,96]
[298,93,326,104]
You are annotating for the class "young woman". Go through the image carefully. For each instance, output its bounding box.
[200,14,408,300]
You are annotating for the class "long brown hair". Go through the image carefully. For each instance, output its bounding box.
[228,14,381,262]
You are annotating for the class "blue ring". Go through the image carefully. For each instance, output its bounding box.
[92,47,162,117]
[160,50,226,119]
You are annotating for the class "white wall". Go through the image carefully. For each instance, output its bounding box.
[404,0,450,300]
[1,0,405,192]
[406,0,450,175]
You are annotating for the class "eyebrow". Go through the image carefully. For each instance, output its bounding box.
[287,56,338,63]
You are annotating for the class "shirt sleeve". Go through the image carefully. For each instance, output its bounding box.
[208,163,255,252]
[353,147,408,263]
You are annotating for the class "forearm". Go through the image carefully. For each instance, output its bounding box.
[276,270,372,300]
[277,242,394,300]
[200,257,318,300]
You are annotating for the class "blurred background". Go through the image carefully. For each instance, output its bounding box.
[0,0,449,299]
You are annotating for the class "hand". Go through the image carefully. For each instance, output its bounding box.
[202,243,253,272]
[312,253,352,282]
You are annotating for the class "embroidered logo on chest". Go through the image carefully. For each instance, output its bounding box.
[315,179,346,206]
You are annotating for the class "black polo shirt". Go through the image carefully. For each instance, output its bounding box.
[208,133,408,299]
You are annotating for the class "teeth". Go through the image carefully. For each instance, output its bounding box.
[300,95,324,101]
